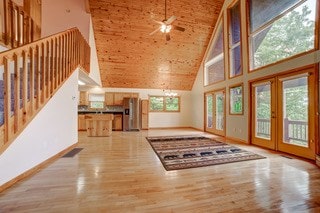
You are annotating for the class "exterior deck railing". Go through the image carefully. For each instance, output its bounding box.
[256,118,308,143]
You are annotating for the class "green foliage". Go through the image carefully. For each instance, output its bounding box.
[150,97,164,111]
[149,96,180,112]
[253,5,315,68]
[165,97,179,111]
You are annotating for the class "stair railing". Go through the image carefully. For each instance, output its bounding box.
[0,27,90,153]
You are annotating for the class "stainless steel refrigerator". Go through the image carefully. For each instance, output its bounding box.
[123,97,140,131]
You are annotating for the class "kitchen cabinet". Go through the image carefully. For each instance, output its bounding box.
[79,91,88,105]
[112,114,122,130]
[105,92,139,106]
[114,93,124,105]
[140,99,149,130]
[105,93,114,105]
[78,114,86,131]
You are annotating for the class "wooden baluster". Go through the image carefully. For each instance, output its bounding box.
[22,50,28,124]
[50,39,54,94]
[62,34,66,80]
[17,8,21,46]
[66,33,69,75]
[3,0,9,45]
[3,57,11,143]
[13,53,19,134]
[41,42,46,103]
[57,36,61,85]
[9,1,14,47]
[35,45,40,110]
[29,47,35,115]
[45,40,50,99]
[54,37,58,90]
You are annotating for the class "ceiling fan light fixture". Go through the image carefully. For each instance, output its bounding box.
[160,24,172,33]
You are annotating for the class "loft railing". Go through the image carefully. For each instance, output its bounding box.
[0,0,35,48]
[0,28,90,153]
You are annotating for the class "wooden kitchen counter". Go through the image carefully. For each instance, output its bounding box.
[85,114,114,137]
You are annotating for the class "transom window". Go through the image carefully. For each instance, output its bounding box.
[149,96,180,112]
[249,0,316,70]
[204,21,225,86]
[228,1,242,78]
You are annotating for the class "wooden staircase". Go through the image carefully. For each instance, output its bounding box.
[0,0,91,154]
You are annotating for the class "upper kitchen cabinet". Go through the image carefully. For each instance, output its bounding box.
[79,91,88,105]
[105,92,140,106]
[105,92,114,105]
[114,93,125,105]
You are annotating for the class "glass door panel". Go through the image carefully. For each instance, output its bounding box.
[278,70,315,160]
[205,90,225,136]
[255,83,271,139]
[206,94,213,129]
[282,77,308,147]
[251,80,276,149]
[215,92,224,131]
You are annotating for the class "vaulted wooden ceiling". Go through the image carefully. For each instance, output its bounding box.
[89,0,224,90]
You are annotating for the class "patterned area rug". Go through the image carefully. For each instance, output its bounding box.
[146,135,266,171]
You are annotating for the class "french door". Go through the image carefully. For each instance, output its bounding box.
[251,68,316,159]
[205,89,225,136]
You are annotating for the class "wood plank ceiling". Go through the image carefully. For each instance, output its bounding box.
[89,0,224,90]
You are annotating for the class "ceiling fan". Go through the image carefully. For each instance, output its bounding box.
[149,0,185,41]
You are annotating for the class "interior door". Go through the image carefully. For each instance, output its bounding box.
[205,90,225,136]
[251,79,276,149]
[251,68,316,160]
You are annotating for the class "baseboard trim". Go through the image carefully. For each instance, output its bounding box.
[148,126,193,130]
[0,143,78,193]
[225,136,248,144]
[316,155,320,167]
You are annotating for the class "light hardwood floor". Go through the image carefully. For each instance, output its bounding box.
[0,128,320,212]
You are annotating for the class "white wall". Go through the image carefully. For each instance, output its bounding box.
[88,17,102,86]
[0,70,79,186]
[191,63,205,130]
[87,87,192,128]
[41,0,90,41]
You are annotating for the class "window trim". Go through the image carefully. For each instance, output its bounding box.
[149,95,181,112]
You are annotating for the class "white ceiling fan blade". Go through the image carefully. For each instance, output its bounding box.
[152,19,165,25]
[165,15,176,25]
[149,27,161,36]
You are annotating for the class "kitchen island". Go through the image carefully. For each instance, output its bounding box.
[84,114,114,137]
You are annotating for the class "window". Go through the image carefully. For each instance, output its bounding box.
[229,84,243,115]
[149,96,180,112]
[249,0,317,70]
[90,101,104,109]
[228,1,242,78]
[204,21,225,85]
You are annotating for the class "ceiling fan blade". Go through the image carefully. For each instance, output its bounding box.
[166,33,171,41]
[152,19,165,25]
[173,25,185,32]
[165,15,176,25]
[149,27,161,36]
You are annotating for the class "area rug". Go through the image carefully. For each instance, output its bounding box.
[146,135,265,171]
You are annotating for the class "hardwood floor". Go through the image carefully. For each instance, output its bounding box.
[0,128,320,212]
